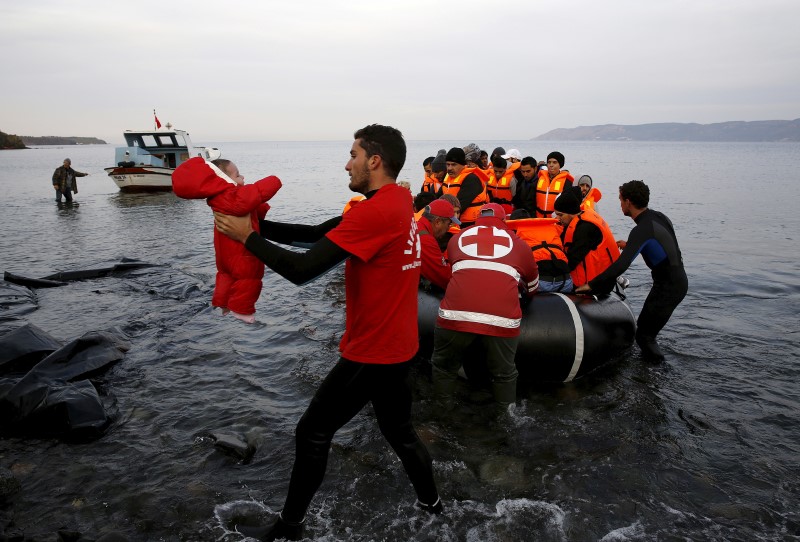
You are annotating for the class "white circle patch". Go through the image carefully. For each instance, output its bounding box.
[458,226,513,259]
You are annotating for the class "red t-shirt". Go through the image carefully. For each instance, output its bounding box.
[326,183,421,363]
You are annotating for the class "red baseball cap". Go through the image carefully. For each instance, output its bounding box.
[479,203,506,221]
[427,199,461,225]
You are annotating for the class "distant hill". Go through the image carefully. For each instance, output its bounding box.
[0,130,26,149]
[20,135,107,145]
[534,119,800,142]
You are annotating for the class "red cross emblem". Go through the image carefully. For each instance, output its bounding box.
[459,226,513,258]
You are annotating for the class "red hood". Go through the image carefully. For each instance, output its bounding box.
[172,157,238,199]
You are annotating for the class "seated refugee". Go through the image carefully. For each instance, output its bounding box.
[508,209,573,293]
[416,199,459,291]
[487,155,504,207]
[413,191,437,220]
[577,175,602,211]
[431,203,539,405]
[553,187,619,289]
[421,149,446,197]
[511,156,539,217]
[422,155,434,184]
[488,155,516,215]
[172,157,282,323]
[534,151,574,218]
[479,149,490,170]
[442,147,490,228]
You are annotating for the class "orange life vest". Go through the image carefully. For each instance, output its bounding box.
[507,218,568,265]
[488,162,518,214]
[342,195,366,214]
[535,170,574,218]
[442,167,490,224]
[580,187,602,212]
[486,170,497,190]
[562,208,620,286]
[421,175,442,195]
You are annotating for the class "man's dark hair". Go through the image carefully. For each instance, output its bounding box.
[413,191,436,212]
[491,155,507,168]
[423,156,434,167]
[619,180,650,209]
[354,124,406,180]
[520,156,537,167]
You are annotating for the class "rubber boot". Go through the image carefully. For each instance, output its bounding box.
[637,335,665,362]
[491,379,517,405]
[236,515,305,541]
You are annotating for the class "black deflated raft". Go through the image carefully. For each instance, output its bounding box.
[418,289,637,383]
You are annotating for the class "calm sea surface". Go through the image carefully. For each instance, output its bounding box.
[0,140,798,541]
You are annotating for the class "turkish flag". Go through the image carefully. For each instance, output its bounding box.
[154,110,162,129]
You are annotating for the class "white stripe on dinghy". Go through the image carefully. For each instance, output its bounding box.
[552,293,584,382]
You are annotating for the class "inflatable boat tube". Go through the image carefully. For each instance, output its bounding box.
[418,289,637,383]
[3,258,156,288]
[3,271,67,288]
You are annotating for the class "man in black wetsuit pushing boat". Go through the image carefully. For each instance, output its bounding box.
[575,180,688,361]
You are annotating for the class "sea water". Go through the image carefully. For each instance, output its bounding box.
[0,140,798,540]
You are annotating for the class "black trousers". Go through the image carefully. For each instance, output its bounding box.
[55,188,73,202]
[636,270,689,342]
[281,357,439,522]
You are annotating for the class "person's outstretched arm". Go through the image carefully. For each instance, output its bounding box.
[258,216,343,246]
[215,212,348,285]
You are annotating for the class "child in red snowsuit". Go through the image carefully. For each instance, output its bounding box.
[172,157,282,323]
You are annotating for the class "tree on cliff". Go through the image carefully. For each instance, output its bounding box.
[0,130,27,149]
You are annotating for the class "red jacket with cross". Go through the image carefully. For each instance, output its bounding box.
[437,216,539,337]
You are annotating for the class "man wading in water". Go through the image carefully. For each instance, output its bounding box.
[52,158,88,203]
[575,180,688,361]
[214,124,442,541]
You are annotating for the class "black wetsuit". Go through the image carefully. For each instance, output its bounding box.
[246,216,347,284]
[242,207,439,525]
[588,208,688,353]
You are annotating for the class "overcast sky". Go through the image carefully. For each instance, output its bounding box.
[2,0,798,143]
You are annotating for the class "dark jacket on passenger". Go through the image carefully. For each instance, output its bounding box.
[512,177,537,216]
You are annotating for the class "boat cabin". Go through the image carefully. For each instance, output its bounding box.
[113,130,192,168]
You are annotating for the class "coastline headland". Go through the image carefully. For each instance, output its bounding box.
[534,119,800,142]
[0,130,106,149]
